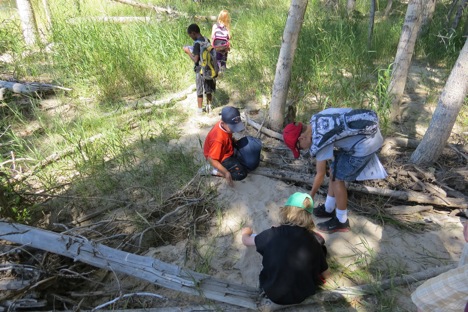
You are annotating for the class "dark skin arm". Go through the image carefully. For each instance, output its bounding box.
[183,46,200,63]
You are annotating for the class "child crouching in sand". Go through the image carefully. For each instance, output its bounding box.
[241,192,329,307]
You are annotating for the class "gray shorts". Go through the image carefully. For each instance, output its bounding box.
[331,151,374,181]
[196,70,216,97]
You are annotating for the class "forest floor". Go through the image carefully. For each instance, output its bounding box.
[1,63,467,311]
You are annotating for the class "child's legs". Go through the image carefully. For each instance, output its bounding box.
[203,79,216,104]
[195,71,204,109]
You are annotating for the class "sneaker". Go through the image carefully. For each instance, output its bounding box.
[317,216,350,233]
[313,203,335,218]
[205,104,211,113]
[197,107,203,114]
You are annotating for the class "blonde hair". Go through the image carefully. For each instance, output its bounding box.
[279,197,315,232]
[217,9,231,31]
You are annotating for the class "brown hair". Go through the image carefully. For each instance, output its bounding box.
[279,197,315,232]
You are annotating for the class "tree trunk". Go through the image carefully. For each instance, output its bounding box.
[41,0,52,32]
[347,0,356,17]
[384,0,393,17]
[418,0,436,38]
[451,0,468,32]
[368,0,376,50]
[268,0,308,131]
[410,37,468,165]
[15,0,39,46]
[388,0,423,121]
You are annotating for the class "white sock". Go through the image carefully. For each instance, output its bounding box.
[324,195,336,213]
[336,209,348,223]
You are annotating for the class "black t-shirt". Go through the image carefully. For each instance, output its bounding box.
[254,225,328,305]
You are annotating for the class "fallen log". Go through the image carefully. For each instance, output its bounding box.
[252,168,468,209]
[0,222,457,310]
[68,16,153,24]
[0,80,71,96]
[244,115,283,141]
[0,221,260,309]
[385,205,433,215]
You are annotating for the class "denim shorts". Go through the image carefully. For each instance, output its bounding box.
[331,151,373,181]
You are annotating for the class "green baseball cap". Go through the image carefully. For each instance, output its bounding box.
[285,192,314,214]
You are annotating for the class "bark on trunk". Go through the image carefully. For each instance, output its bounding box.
[388,0,423,121]
[368,0,376,50]
[451,0,468,32]
[347,0,356,17]
[384,0,393,17]
[15,0,39,46]
[418,0,436,38]
[268,0,308,131]
[410,37,468,165]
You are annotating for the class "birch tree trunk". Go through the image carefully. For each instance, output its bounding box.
[384,0,393,17]
[418,0,436,38]
[16,0,39,47]
[269,0,308,131]
[388,0,423,121]
[410,37,468,165]
[347,0,356,17]
[368,0,376,50]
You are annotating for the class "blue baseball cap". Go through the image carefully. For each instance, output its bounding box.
[221,106,245,133]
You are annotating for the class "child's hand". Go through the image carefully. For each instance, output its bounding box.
[183,46,191,54]
[242,227,253,236]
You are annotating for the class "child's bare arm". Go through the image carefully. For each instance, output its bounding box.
[241,227,256,246]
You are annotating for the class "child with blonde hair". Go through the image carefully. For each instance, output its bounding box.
[241,192,329,306]
[211,9,231,71]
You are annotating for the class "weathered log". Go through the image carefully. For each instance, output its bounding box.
[0,222,457,311]
[0,221,260,309]
[385,205,433,215]
[252,168,468,209]
[0,80,71,95]
[68,16,153,24]
[110,0,184,15]
[244,115,284,141]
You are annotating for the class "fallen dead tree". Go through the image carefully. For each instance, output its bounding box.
[0,221,457,311]
[0,221,261,309]
[252,167,468,209]
[0,80,71,96]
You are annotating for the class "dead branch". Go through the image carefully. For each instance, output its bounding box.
[244,114,284,141]
[252,167,468,209]
[9,134,103,184]
[0,80,71,95]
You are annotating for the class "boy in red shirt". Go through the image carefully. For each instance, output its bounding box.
[203,106,247,186]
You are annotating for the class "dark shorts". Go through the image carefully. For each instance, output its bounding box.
[331,151,373,181]
[196,70,216,97]
[221,156,247,181]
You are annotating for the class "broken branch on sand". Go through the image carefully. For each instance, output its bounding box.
[252,167,468,209]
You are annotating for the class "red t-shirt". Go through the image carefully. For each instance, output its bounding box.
[204,121,234,162]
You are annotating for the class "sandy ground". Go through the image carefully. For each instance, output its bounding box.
[144,88,467,311]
